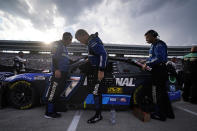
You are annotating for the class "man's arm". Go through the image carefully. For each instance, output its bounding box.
[51,42,61,78]
[90,41,107,81]
[146,43,167,66]
[91,43,107,71]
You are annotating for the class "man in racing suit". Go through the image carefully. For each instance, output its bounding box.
[143,30,175,121]
[13,51,26,74]
[75,29,107,123]
[44,32,72,118]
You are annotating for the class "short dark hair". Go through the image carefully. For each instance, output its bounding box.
[62,32,72,41]
[191,46,197,53]
[145,30,159,38]
[18,51,24,55]
[75,29,89,39]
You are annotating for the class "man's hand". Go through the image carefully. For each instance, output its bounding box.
[142,64,147,70]
[139,59,146,64]
[55,70,61,78]
[98,71,104,81]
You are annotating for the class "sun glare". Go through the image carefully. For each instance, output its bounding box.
[42,33,57,44]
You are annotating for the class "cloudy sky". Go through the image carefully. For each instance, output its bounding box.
[0,0,196,46]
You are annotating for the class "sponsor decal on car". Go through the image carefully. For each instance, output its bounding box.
[63,76,81,97]
[169,84,176,92]
[108,96,128,103]
[168,90,181,101]
[85,94,131,105]
[20,104,32,110]
[110,97,117,102]
[34,76,45,80]
[120,97,127,102]
[115,78,135,87]
[107,87,123,94]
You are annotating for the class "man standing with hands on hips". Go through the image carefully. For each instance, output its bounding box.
[75,29,107,124]
[143,30,175,121]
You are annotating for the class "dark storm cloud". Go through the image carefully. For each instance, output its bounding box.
[121,0,197,46]
[126,0,191,17]
[53,0,102,24]
[162,0,197,46]
[0,0,102,29]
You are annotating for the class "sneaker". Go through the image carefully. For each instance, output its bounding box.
[151,112,166,121]
[87,114,103,124]
[44,112,61,119]
[167,113,175,119]
[56,112,61,115]
[182,96,189,102]
[190,99,197,104]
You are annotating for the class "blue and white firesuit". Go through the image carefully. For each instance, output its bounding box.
[146,40,174,119]
[45,41,70,113]
[87,32,107,115]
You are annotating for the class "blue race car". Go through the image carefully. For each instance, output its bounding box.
[0,57,181,112]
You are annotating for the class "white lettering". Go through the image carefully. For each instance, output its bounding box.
[110,98,116,102]
[116,78,135,87]
[116,78,124,86]
[48,82,58,101]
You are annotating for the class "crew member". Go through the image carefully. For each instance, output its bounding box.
[45,32,72,118]
[75,29,107,123]
[13,51,26,74]
[143,30,175,121]
[182,45,197,103]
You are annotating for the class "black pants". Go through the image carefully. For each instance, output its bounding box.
[182,73,192,101]
[182,61,197,102]
[190,69,197,103]
[86,63,103,115]
[45,72,68,113]
[152,64,174,117]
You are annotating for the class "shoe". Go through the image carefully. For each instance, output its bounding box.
[167,113,175,119]
[56,112,61,115]
[87,114,103,124]
[44,112,61,119]
[166,111,175,119]
[190,99,197,104]
[182,96,189,102]
[151,112,166,121]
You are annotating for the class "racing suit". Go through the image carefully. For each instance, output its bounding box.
[13,56,26,74]
[146,40,174,120]
[87,32,107,116]
[45,41,70,114]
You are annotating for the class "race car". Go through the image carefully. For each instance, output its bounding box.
[0,57,181,112]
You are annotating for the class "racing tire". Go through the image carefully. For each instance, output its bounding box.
[8,81,38,109]
[133,85,154,113]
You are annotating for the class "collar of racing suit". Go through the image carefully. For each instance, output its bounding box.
[87,32,99,44]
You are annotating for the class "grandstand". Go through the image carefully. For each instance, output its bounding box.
[0,40,191,70]
[0,40,191,56]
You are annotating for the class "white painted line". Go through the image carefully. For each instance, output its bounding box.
[67,110,83,131]
[176,106,197,116]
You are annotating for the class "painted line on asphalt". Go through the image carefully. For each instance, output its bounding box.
[67,110,83,131]
[175,106,197,116]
